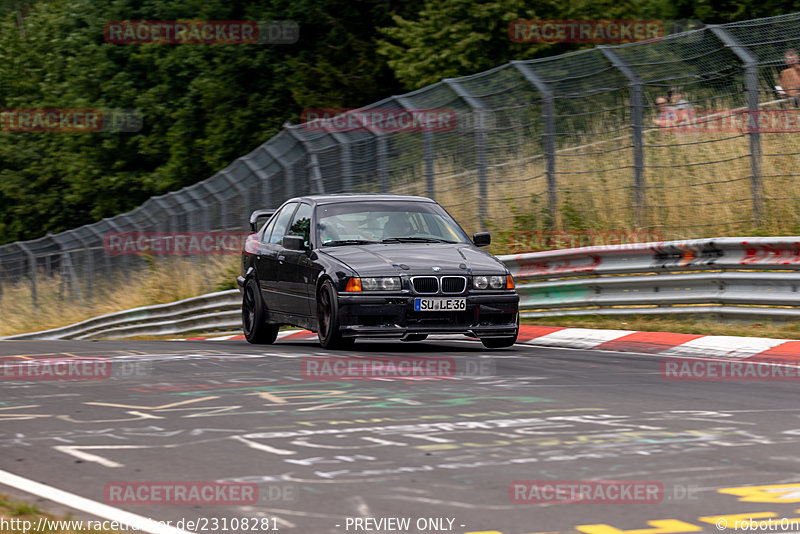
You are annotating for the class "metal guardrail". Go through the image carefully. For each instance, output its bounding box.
[2,290,241,340]
[5,237,800,339]
[506,237,800,319]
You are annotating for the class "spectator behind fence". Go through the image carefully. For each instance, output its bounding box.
[668,87,693,110]
[653,97,678,128]
[778,49,800,105]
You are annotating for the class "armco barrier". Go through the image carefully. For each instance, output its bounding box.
[4,237,800,339]
[507,237,800,319]
[2,290,241,340]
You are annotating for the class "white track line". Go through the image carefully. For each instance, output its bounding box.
[0,469,191,534]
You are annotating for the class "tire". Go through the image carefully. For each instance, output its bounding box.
[242,278,279,344]
[480,336,517,349]
[316,280,355,350]
[480,315,519,349]
[402,334,428,342]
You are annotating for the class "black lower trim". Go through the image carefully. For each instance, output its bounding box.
[336,292,518,338]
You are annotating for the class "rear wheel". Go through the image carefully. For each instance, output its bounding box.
[242,278,279,344]
[316,280,355,350]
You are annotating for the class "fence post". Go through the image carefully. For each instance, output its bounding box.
[220,169,251,229]
[599,46,646,228]
[512,61,557,229]
[444,78,489,231]
[152,197,177,233]
[103,217,130,282]
[242,156,274,212]
[264,143,295,200]
[66,233,93,303]
[710,25,764,227]
[308,153,326,194]
[15,243,37,309]
[86,225,112,288]
[285,126,327,195]
[344,111,389,194]
[394,95,435,198]
[185,186,214,230]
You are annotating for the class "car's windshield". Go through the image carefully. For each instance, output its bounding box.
[316,200,470,246]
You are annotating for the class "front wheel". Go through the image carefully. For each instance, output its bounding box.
[242,278,279,344]
[480,336,517,349]
[316,280,355,350]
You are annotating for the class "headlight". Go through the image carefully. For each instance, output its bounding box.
[490,275,505,289]
[361,277,401,291]
[473,275,508,290]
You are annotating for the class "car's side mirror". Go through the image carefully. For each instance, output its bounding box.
[473,232,491,247]
[283,235,306,251]
[249,209,277,232]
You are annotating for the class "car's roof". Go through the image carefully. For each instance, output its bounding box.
[287,193,436,206]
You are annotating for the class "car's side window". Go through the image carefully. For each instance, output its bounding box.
[268,203,298,244]
[287,203,313,247]
[259,209,280,241]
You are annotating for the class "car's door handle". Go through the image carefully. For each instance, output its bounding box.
[278,255,286,264]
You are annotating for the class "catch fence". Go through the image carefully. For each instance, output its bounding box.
[3,12,800,308]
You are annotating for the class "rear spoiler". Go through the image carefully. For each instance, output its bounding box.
[249,209,277,232]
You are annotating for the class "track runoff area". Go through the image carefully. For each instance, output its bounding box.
[2,330,800,534]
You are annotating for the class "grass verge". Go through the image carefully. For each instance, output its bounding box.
[0,494,118,533]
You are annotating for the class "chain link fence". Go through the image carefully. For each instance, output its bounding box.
[3,12,800,309]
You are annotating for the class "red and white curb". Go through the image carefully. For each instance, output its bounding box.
[183,325,800,360]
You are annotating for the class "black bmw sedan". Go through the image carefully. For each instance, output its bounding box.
[238,194,519,349]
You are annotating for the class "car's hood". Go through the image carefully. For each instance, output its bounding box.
[319,243,506,276]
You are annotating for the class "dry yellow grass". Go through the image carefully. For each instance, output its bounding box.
[0,255,239,337]
[420,119,800,242]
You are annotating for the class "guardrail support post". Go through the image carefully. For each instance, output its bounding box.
[710,26,764,227]
[599,47,646,228]
[513,61,557,229]
[444,79,489,231]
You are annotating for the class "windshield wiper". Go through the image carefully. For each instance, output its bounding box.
[322,239,378,246]
[380,237,456,244]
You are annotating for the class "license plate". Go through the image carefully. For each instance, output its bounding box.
[414,298,466,311]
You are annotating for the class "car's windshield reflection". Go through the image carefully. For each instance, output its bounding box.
[316,202,469,246]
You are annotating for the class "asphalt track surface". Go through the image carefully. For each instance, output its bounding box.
[2,336,800,534]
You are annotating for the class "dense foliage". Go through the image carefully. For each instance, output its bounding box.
[0,0,797,243]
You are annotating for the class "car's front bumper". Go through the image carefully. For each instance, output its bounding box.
[336,292,519,339]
